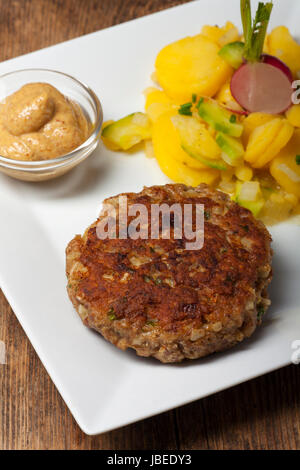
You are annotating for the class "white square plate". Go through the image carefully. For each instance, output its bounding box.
[0,0,300,435]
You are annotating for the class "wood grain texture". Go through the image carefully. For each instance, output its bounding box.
[0,0,299,450]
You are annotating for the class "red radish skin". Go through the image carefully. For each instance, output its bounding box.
[225,105,248,116]
[261,54,293,83]
[231,62,293,114]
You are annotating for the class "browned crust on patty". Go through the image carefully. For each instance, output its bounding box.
[66,184,272,363]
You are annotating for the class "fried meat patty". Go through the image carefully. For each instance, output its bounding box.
[66,184,272,363]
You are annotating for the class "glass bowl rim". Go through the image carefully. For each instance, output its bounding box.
[0,68,103,168]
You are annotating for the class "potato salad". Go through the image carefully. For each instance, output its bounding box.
[102,1,300,225]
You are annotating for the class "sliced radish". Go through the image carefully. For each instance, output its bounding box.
[231,62,293,114]
[261,54,293,83]
[225,107,248,116]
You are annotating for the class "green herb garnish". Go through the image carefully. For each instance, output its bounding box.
[107,307,116,321]
[204,210,211,220]
[144,275,152,283]
[192,93,197,103]
[241,0,273,62]
[196,97,204,109]
[155,278,162,285]
[230,114,237,123]
[257,305,265,320]
[178,102,193,116]
[296,155,300,165]
[146,320,156,327]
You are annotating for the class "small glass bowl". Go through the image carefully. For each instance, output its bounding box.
[0,69,103,182]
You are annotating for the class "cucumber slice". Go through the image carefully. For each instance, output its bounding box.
[216,132,244,167]
[181,144,227,170]
[219,41,245,69]
[197,100,243,137]
[171,115,227,170]
[234,181,265,217]
[102,112,151,150]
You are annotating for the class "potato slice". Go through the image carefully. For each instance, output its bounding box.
[152,112,219,186]
[234,165,253,182]
[144,88,177,123]
[242,113,275,146]
[216,80,234,105]
[253,120,294,168]
[268,26,300,78]
[151,111,206,170]
[155,34,232,103]
[144,88,172,109]
[146,102,175,123]
[218,25,240,48]
[201,22,239,46]
[171,115,226,170]
[171,115,222,159]
[244,118,293,168]
[286,105,300,128]
[270,129,300,197]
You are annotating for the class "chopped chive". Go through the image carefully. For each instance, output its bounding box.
[196,97,204,109]
[257,305,265,321]
[146,320,156,327]
[144,275,152,283]
[229,114,237,123]
[192,93,197,103]
[155,278,162,285]
[180,101,192,107]
[107,307,116,320]
[178,102,193,116]
[204,210,211,220]
[178,109,192,116]
[296,155,300,165]
[107,307,116,321]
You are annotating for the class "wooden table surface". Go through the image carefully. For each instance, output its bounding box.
[0,0,299,450]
